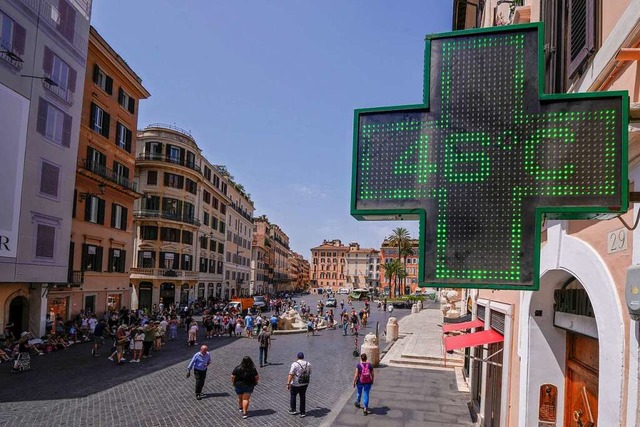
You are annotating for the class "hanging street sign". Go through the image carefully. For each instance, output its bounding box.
[351,23,628,290]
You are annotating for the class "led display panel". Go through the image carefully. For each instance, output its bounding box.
[351,24,628,290]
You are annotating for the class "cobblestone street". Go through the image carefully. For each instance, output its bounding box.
[0,300,419,426]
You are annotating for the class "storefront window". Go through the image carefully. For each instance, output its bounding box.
[48,297,68,330]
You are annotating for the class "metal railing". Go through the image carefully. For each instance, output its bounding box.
[137,152,201,173]
[79,159,138,192]
[134,209,201,226]
[43,76,73,105]
[144,123,193,137]
[67,270,84,285]
[0,37,23,70]
[130,267,198,279]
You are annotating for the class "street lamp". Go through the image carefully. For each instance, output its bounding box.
[21,74,58,86]
[78,183,107,202]
[1,50,23,62]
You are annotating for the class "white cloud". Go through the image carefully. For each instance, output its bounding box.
[290,183,329,199]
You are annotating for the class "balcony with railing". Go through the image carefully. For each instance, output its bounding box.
[0,38,23,70]
[130,267,199,279]
[134,210,201,227]
[67,270,84,285]
[137,152,201,173]
[28,0,89,57]
[79,158,138,193]
[43,74,73,105]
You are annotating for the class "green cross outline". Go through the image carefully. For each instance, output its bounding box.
[350,23,628,291]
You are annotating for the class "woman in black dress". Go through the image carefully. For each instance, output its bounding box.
[12,332,31,372]
[231,356,259,419]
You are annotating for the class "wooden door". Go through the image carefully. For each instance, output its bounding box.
[564,332,598,426]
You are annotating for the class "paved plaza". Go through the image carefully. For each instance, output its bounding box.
[0,299,474,426]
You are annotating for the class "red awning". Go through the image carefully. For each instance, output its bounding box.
[444,329,504,352]
[442,319,484,333]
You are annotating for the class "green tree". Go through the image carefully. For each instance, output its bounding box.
[388,227,411,295]
[399,239,414,295]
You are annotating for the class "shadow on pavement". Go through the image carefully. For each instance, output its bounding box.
[249,408,276,417]
[369,406,390,416]
[306,407,331,418]
[204,392,230,398]
[0,329,239,402]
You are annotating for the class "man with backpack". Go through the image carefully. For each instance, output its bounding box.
[352,353,374,416]
[286,352,311,418]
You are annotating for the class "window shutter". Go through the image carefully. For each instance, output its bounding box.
[121,207,127,231]
[173,254,179,270]
[567,0,595,77]
[93,64,99,84]
[40,162,60,197]
[13,23,26,55]
[120,250,126,272]
[43,46,53,75]
[67,66,77,92]
[163,172,170,186]
[96,246,103,271]
[101,112,110,138]
[128,97,135,114]
[125,128,132,153]
[118,87,123,105]
[108,248,114,272]
[89,103,95,128]
[110,203,116,228]
[105,76,113,95]
[72,190,77,218]
[81,243,87,270]
[122,165,129,179]
[36,224,55,258]
[97,198,105,225]
[84,196,91,221]
[62,112,72,147]
[37,98,47,136]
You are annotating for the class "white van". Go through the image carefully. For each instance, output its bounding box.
[337,288,350,295]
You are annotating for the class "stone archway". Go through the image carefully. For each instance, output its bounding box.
[519,227,625,426]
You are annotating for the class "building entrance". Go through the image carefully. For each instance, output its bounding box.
[139,282,153,312]
[564,332,598,426]
[160,283,175,306]
[8,296,29,336]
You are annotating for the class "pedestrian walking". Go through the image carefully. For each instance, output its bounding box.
[257,326,271,367]
[231,356,259,419]
[187,345,211,400]
[353,353,374,415]
[287,352,311,418]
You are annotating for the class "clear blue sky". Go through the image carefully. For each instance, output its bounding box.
[91,1,453,257]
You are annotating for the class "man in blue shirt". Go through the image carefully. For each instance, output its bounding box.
[187,345,211,399]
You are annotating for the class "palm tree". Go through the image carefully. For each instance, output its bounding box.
[388,227,411,295]
[383,260,398,297]
[399,240,414,295]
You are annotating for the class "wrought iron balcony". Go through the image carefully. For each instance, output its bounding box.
[79,158,138,192]
[67,270,84,285]
[134,209,201,226]
[43,74,73,105]
[130,267,198,279]
[137,153,201,173]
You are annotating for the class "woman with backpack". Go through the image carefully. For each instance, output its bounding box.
[353,353,374,416]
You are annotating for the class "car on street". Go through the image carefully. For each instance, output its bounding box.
[392,300,413,309]
[325,297,337,307]
[253,295,267,311]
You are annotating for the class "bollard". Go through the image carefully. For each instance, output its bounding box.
[360,333,380,367]
[411,303,419,314]
[386,317,398,342]
[417,300,423,311]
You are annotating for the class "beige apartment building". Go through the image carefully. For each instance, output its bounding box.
[132,124,205,309]
[196,159,228,302]
[224,178,254,298]
[344,243,378,291]
[0,0,91,337]
[451,1,640,426]
[310,239,348,292]
[253,215,294,293]
[288,251,310,292]
[55,26,149,320]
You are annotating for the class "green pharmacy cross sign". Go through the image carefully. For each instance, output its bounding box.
[351,23,628,291]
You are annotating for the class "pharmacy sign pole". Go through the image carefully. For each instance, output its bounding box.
[351,23,628,291]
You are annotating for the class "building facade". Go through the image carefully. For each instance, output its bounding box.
[0,0,91,337]
[57,26,149,320]
[131,124,205,310]
[224,179,253,298]
[288,251,310,292]
[452,1,640,426]
[310,239,348,291]
[345,243,378,291]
